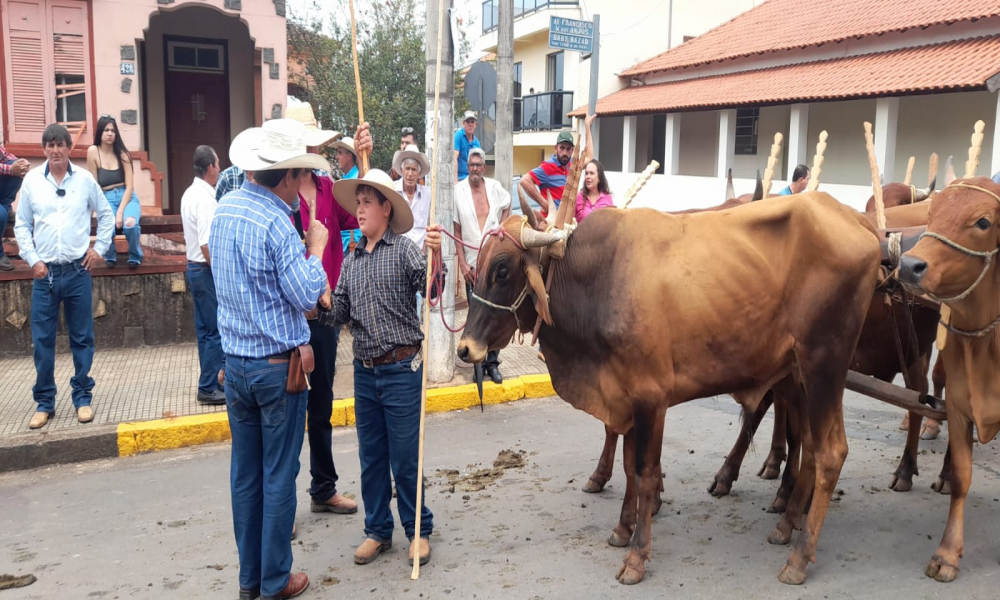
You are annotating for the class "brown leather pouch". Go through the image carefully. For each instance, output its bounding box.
[286,345,315,393]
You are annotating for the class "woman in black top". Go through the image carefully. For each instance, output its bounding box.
[87,115,143,267]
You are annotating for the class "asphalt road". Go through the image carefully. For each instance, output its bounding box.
[2,391,999,599]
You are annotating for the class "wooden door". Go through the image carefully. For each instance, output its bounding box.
[165,70,229,212]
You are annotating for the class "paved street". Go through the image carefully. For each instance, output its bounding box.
[2,390,1000,599]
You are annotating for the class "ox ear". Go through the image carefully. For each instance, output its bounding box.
[725,169,736,201]
[752,169,764,201]
[525,262,552,326]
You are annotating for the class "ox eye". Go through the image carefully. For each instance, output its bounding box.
[496,265,509,281]
[976,217,991,230]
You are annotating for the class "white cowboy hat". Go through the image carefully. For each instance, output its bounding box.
[285,101,341,147]
[392,144,430,177]
[229,119,331,172]
[330,137,357,157]
[334,169,414,235]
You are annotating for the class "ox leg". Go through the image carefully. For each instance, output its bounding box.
[770,397,801,513]
[609,429,636,548]
[892,361,929,492]
[710,391,774,497]
[932,445,952,495]
[759,396,787,480]
[616,404,667,586]
[585,425,618,493]
[926,418,973,583]
[922,356,947,441]
[770,387,814,545]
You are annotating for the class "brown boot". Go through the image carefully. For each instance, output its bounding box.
[77,406,94,423]
[310,493,358,514]
[354,538,391,565]
[29,412,51,430]
[265,572,309,599]
[408,537,431,566]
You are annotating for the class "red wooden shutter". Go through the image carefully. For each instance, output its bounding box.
[4,0,48,143]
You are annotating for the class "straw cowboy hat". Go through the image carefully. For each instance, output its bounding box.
[330,137,357,158]
[391,144,430,177]
[334,169,414,234]
[229,119,330,172]
[285,101,341,147]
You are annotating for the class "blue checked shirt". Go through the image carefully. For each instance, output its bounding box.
[215,165,246,201]
[209,181,327,358]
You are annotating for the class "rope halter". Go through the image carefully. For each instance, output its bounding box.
[468,217,533,333]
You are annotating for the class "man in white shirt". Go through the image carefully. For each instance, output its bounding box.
[392,144,432,249]
[14,124,114,429]
[454,148,511,384]
[181,145,226,405]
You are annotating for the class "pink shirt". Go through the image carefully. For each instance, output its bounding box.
[575,190,615,223]
[295,173,359,289]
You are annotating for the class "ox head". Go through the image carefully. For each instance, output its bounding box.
[456,216,563,364]
[898,177,1000,302]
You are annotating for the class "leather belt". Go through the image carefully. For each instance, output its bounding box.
[362,345,420,368]
[267,350,292,364]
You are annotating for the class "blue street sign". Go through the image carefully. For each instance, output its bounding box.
[548,16,594,53]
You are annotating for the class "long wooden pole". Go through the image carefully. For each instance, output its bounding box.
[863,122,886,229]
[412,0,448,581]
[349,0,370,174]
[805,130,828,192]
[761,132,783,199]
[903,156,915,186]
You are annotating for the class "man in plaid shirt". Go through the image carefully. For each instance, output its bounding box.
[1,142,32,270]
[214,164,246,201]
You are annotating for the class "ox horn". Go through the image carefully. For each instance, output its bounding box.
[915,176,936,201]
[752,169,764,201]
[521,228,564,249]
[725,168,736,201]
[517,185,539,230]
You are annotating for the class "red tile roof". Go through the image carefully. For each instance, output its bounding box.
[621,0,1000,77]
[570,36,1000,117]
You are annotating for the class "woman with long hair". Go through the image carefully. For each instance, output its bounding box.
[575,158,615,223]
[87,115,142,267]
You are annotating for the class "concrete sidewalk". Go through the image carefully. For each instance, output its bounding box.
[0,308,547,438]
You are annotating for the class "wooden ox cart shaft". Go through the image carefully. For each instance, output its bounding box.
[845,371,946,422]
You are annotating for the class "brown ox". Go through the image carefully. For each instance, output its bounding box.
[457,193,881,585]
[898,177,1000,582]
[864,180,935,212]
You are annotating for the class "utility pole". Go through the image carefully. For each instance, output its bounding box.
[495,0,514,191]
[425,0,455,383]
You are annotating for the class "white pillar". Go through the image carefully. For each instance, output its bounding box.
[992,92,1000,178]
[875,97,899,183]
[664,113,681,175]
[787,103,809,180]
[717,109,736,179]
[622,115,637,173]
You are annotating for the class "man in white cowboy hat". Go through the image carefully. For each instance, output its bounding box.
[209,117,372,600]
[285,99,342,150]
[454,147,510,384]
[317,168,444,569]
[453,110,480,183]
[331,136,362,252]
[392,144,431,249]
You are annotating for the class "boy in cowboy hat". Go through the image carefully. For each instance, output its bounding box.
[210,117,372,600]
[317,168,444,568]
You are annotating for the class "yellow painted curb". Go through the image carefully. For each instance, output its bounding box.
[118,374,554,457]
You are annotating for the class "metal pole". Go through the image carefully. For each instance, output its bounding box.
[588,14,599,116]
[496,0,514,190]
[424,0,455,383]
[667,0,673,49]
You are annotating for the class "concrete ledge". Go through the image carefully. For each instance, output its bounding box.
[0,425,119,473]
[112,374,554,460]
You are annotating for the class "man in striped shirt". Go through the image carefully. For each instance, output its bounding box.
[209,118,372,600]
[519,114,595,220]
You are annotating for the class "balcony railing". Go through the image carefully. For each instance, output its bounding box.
[481,0,580,34]
[517,91,573,132]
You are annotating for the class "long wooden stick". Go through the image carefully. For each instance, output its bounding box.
[805,130,828,192]
[927,153,939,187]
[412,0,448,581]
[761,132,783,199]
[903,156,915,186]
[348,0,370,174]
[863,122,885,229]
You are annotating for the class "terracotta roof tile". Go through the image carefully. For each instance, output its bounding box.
[570,36,1000,117]
[621,0,1000,77]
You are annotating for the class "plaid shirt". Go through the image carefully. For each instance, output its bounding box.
[319,228,442,361]
[215,165,245,201]
[0,145,17,177]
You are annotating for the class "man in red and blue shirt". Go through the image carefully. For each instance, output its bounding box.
[519,114,595,220]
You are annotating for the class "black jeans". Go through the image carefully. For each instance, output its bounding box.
[465,281,500,369]
[306,320,341,502]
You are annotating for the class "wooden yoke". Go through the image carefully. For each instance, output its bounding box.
[805,130,828,192]
[863,122,886,229]
[622,161,660,209]
[761,132,783,199]
[928,153,939,188]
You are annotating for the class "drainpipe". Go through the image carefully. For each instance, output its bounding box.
[667,0,673,49]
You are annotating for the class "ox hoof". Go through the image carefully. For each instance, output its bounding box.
[926,555,959,582]
[767,496,789,514]
[778,564,807,585]
[708,476,733,497]
[889,473,913,493]
[931,478,951,495]
[582,477,606,494]
[921,421,941,441]
[653,495,663,517]
[608,527,631,548]
[768,524,792,546]
[616,555,646,585]
[758,458,783,480]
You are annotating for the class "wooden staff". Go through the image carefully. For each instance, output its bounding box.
[761,132,783,199]
[622,161,660,208]
[805,130,828,192]
[903,156,915,186]
[412,0,448,581]
[927,153,939,187]
[863,122,885,229]
[348,0,370,174]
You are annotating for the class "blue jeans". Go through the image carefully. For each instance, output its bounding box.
[31,259,95,413]
[225,354,308,598]
[102,186,143,265]
[354,355,433,542]
[0,172,22,224]
[187,262,224,394]
[306,321,341,502]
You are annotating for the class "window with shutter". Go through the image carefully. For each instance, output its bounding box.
[4,0,48,143]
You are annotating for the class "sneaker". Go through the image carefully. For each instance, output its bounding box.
[0,254,13,271]
[197,389,226,405]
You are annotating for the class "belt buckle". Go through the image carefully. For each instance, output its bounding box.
[362,358,374,369]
